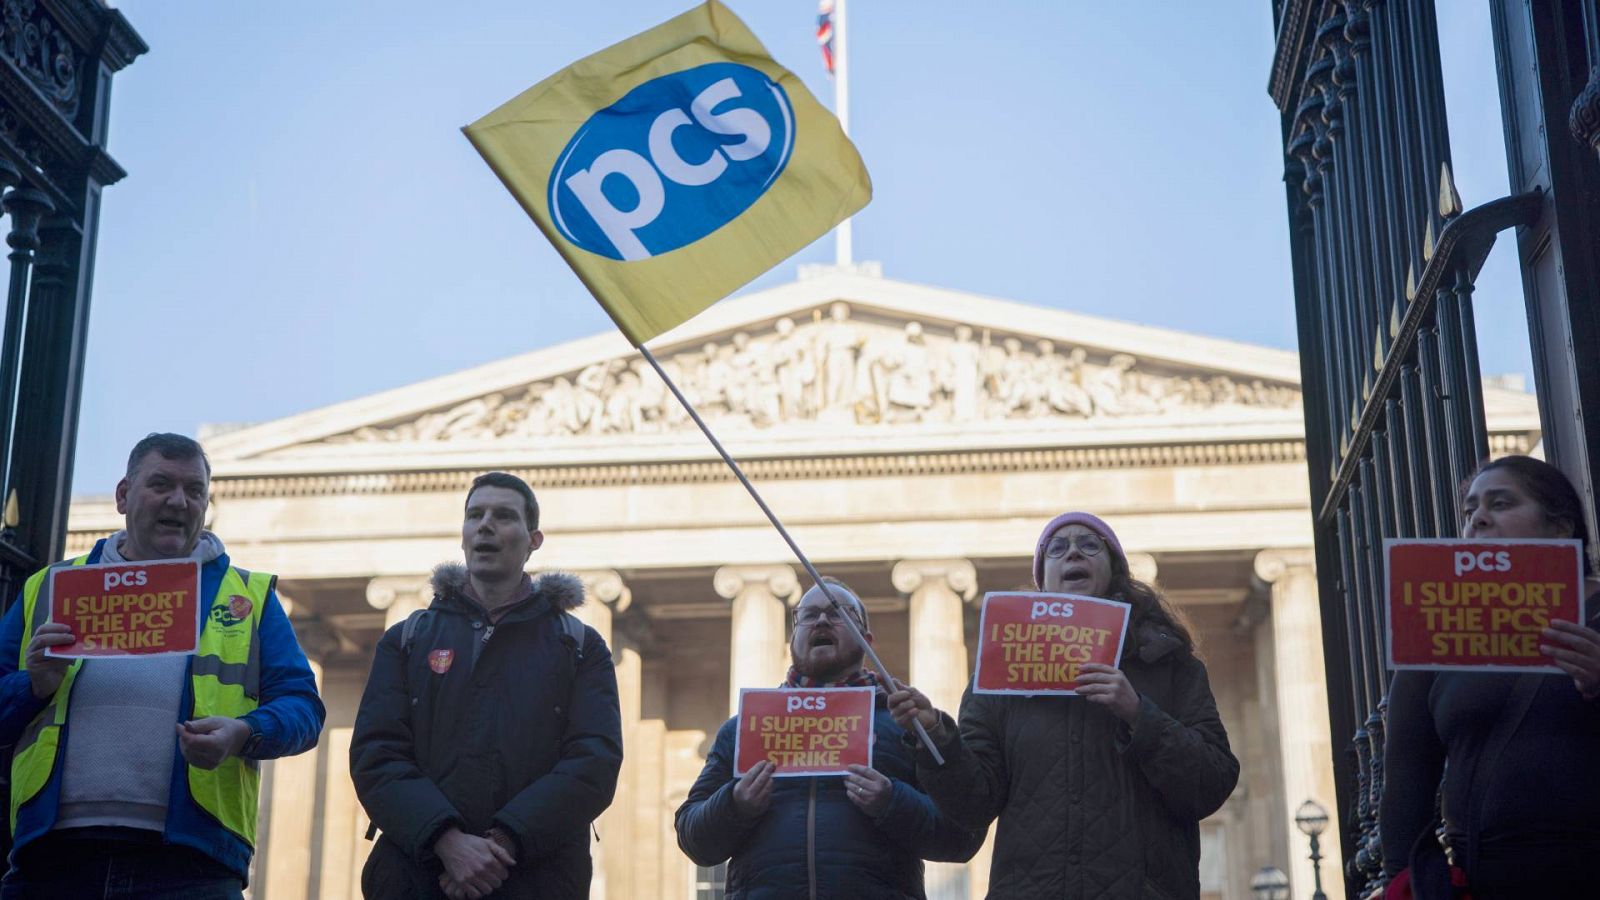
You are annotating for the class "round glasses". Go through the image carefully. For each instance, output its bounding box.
[793,605,861,627]
[1044,534,1107,559]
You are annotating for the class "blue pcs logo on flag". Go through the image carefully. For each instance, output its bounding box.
[463,0,870,346]
[550,63,795,262]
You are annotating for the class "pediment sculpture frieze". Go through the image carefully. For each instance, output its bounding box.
[323,303,1300,444]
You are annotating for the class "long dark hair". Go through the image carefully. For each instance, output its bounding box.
[1462,455,1593,574]
[1106,551,1198,654]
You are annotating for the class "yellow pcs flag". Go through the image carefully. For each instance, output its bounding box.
[464,0,871,346]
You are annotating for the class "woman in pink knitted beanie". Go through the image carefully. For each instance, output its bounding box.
[887,510,1238,900]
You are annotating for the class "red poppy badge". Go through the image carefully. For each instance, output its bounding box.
[428,648,455,674]
[228,595,253,620]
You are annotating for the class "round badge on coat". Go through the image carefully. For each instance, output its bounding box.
[228,595,253,620]
[428,649,455,674]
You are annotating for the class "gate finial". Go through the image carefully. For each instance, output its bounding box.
[1439,162,1463,218]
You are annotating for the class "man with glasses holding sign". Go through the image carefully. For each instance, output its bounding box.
[676,576,981,899]
[0,433,324,899]
[888,511,1237,900]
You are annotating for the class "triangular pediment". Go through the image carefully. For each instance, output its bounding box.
[202,271,1535,475]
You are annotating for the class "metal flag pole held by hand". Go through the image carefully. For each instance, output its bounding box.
[459,0,893,752]
[638,345,945,765]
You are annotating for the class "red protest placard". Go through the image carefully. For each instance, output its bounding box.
[974,592,1131,695]
[733,687,875,777]
[1386,539,1586,672]
[46,561,203,659]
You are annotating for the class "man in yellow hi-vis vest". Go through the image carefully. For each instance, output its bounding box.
[0,433,325,899]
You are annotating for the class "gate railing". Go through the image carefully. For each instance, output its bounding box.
[1269,1,1542,894]
[0,1,144,610]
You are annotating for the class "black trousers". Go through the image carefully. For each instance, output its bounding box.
[1,828,243,900]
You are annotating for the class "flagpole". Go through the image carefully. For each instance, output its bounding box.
[638,344,945,764]
[833,0,852,267]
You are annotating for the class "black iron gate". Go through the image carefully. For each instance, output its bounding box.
[1268,1,1600,896]
[0,1,144,608]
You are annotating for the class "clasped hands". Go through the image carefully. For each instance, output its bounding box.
[434,826,518,900]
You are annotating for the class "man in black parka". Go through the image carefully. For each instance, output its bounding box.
[351,471,622,900]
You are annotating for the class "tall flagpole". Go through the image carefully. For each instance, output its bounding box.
[638,344,945,764]
[833,0,852,267]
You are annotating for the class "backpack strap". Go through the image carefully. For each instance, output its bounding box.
[558,611,586,662]
[400,608,432,654]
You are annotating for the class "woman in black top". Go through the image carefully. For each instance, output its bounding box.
[1381,456,1600,899]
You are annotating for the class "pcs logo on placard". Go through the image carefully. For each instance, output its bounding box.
[549,62,794,261]
[209,594,253,631]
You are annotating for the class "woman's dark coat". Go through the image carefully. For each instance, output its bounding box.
[915,622,1239,900]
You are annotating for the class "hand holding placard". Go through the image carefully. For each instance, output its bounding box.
[24,622,73,699]
[1540,619,1600,699]
[1074,663,1141,722]
[732,760,775,817]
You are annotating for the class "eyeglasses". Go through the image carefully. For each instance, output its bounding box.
[1044,534,1107,559]
[793,605,861,627]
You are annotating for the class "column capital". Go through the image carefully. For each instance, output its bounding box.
[293,620,342,664]
[575,569,633,614]
[713,565,799,603]
[1125,552,1158,585]
[891,558,977,601]
[364,575,433,611]
[1253,548,1317,584]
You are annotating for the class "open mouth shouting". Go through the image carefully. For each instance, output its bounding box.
[1057,562,1098,593]
[808,630,838,650]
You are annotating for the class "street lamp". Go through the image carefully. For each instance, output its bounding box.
[1250,865,1290,900]
[1295,798,1331,900]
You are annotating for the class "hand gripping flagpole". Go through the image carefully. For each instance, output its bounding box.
[638,344,945,765]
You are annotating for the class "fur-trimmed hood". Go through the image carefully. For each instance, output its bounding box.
[429,563,586,612]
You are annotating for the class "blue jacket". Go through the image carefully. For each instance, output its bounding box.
[0,540,326,880]
[675,694,983,900]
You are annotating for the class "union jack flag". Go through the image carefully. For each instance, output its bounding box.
[817,0,836,76]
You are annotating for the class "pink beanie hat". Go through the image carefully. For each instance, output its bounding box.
[1032,512,1125,590]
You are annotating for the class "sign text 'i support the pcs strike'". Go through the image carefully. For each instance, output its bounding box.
[1386,538,1586,672]
[47,561,203,659]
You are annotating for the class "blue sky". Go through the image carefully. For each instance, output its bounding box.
[69,1,1526,493]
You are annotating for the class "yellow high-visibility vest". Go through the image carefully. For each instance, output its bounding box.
[11,555,272,844]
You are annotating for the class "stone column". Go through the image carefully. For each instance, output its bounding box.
[365,575,434,629]
[261,658,323,900]
[1255,549,1345,900]
[316,725,367,900]
[892,559,977,713]
[893,558,976,900]
[715,565,799,713]
[607,639,643,900]
[574,569,632,645]
[574,570,634,900]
